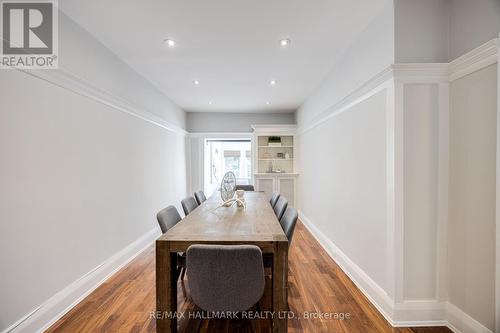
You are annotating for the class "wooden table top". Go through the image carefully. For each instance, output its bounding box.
[158,191,287,243]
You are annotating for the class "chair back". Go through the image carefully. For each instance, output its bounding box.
[194,191,207,205]
[235,185,255,191]
[269,192,280,207]
[156,205,182,234]
[273,196,288,220]
[279,207,298,243]
[181,196,199,216]
[187,244,265,313]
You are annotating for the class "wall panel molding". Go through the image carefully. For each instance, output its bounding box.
[496,32,500,333]
[17,67,188,136]
[297,38,499,136]
[300,212,494,332]
[297,38,500,332]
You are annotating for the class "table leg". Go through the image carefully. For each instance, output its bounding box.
[272,241,288,332]
[156,241,177,333]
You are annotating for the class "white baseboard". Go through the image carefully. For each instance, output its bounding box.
[298,211,396,324]
[298,211,494,333]
[446,302,494,333]
[3,228,160,333]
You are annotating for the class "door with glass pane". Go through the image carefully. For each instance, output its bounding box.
[204,139,252,196]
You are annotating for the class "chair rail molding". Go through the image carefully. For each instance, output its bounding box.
[449,38,499,82]
[17,67,188,136]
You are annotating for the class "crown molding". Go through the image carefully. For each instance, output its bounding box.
[391,63,449,83]
[251,124,297,134]
[17,67,188,136]
[449,38,499,82]
[297,66,394,135]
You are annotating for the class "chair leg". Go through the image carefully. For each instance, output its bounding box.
[180,267,186,280]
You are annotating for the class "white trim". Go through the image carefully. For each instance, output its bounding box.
[449,39,499,82]
[17,67,187,136]
[3,228,160,333]
[298,211,396,324]
[297,67,393,135]
[496,31,500,333]
[188,132,253,138]
[393,300,447,325]
[299,211,494,332]
[251,124,297,133]
[446,302,494,333]
[392,63,449,83]
[392,79,405,303]
[436,82,450,302]
[297,39,499,136]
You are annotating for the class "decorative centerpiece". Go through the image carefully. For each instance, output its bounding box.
[214,171,246,210]
[268,136,282,147]
[236,189,245,207]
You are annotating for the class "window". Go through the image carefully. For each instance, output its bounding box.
[204,139,252,195]
[224,150,241,178]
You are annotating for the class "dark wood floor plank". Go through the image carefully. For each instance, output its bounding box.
[45,222,452,333]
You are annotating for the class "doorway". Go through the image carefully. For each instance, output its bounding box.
[204,139,252,196]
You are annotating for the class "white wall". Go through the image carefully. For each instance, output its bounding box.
[394,0,449,63]
[297,0,499,329]
[296,0,394,126]
[449,0,500,61]
[394,0,500,63]
[403,84,440,301]
[448,64,497,332]
[295,0,395,316]
[298,91,389,292]
[0,13,187,332]
[59,13,186,128]
[186,112,295,133]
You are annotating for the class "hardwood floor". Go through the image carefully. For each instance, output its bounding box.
[46,222,452,333]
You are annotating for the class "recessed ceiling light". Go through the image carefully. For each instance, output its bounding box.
[270,79,277,86]
[209,101,213,105]
[193,80,200,86]
[164,39,176,47]
[280,38,291,47]
[266,101,271,105]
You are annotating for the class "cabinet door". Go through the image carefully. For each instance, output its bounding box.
[277,177,295,206]
[256,177,275,200]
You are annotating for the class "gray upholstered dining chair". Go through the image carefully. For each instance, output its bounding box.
[194,190,207,205]
[264,206,298,269]
[273,196,288,221]
[279,207,298,242]
[269,192,280,208]
[156,205,182,233]
[156,206,186,280]
[235,184,255,191]
[181,196,199,216]
[187,244,265,314]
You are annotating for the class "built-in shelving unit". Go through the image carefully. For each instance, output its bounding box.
[251,125,298,206]
[256,135,294,173]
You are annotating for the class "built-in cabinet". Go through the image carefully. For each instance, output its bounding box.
[251,125,298,206]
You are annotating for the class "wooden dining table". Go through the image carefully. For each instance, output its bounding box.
[156,191,289,332]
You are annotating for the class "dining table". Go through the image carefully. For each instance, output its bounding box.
[156,191,289,332]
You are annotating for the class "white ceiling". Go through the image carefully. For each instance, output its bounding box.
[60,0,387,113]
